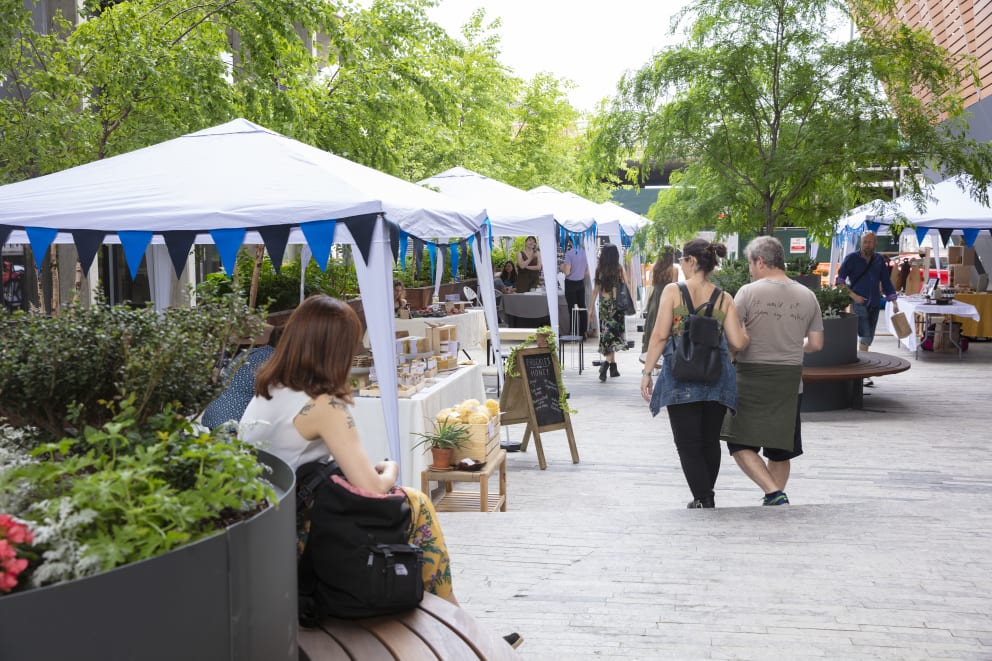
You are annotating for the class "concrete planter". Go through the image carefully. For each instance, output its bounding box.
[802,314,859,411]
[0,450,297,661]
[790,274,821,290]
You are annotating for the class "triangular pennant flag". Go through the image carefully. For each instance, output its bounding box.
[387,221,400,264]
[450,241,459,279]
[865,221,880,233]
[0,225,12,250]
[257,226,290,273]
[299,220,336,272]
[938,228,954,247]
[427,243,437,279]
[341,214,379,265]
[162,231,198,279]
[208,228,246,278]
[915,226,929,246]
[25,227,59,271]
[118,230,153,280]
[399,231,409,271]
[962,228,981,249]
[70,230,106,274]
[413,237,424,275]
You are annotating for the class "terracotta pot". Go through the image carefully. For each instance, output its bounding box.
[430,446,454,469]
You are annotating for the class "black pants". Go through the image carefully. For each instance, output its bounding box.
[666,400,727,501]
[564,279,588,336]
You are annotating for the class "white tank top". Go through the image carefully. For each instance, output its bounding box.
[239,387,330,470]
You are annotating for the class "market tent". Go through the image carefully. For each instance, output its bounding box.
[0,118,493,483]
[420,168,597,341]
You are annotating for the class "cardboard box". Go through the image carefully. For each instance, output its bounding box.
[951,264,973,287]
[947,246,975,266]
[453,418,500,463]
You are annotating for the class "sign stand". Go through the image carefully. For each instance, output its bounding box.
[498,347,578,470]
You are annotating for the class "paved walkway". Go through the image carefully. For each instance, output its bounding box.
[442,329,992,660]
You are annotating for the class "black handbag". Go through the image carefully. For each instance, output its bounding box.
[296,460,423,623]
[670,284,724,383]
[616,280,636,316]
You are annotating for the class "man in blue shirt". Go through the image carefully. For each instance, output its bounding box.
[836,231,898,352]
[561,239,589,336]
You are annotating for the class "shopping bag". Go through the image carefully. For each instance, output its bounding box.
[889,302,912,339]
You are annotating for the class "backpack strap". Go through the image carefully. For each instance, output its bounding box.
[678,283,723,318]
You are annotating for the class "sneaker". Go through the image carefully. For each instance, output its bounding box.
[503,633,523,649]
[762,492,790,506]
[687,499,704,509]
[863,378,875,388]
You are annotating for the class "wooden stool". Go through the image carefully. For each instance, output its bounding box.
[421,449,507,512]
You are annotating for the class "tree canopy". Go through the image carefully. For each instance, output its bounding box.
[589,0,992,246]
[0,0,607,201]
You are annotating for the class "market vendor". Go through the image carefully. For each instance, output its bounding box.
[394,279,409,316]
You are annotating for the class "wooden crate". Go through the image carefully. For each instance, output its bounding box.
[427,324,457,353]
[453,419,500,463]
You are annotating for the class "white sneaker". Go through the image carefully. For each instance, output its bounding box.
[858,343,869,352]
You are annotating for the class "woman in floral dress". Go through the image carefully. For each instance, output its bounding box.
[591,244,632,382]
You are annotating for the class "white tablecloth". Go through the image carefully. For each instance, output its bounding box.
[884,297,980,352]
[353,364,486,486]
[394,309,488,350]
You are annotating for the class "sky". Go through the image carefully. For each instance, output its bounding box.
[425,1,688,113]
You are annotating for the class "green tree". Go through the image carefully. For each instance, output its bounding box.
[589,0,992,245]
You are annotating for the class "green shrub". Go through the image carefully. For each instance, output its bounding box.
[710,258,751,296]
[0,295,263,440]
[814,285,852,317]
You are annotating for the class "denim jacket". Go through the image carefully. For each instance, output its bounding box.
[649,333,737,416]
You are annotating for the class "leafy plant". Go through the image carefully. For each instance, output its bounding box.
[412,419,470,450]
[0,295,263,440]
[814,285,852,318]
[710,258,751,297]
[0,397,275,589]
[785,256,818,276]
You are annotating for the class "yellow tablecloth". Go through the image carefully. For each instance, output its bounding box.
[951,293,992,338]
[353,364,486,487]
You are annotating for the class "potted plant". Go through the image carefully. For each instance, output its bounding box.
[0,295,297,660]
[413,419,470,470]
[786,256,821,290]
[805,284,858,368]
[710,257,752,297]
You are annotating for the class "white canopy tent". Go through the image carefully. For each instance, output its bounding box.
[0,118,495,483]
[420,168,598,347]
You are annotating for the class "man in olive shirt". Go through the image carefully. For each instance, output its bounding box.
[722,237,824,506]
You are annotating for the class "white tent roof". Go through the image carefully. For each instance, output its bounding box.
[528,186,598,232]
[0,119,486,238]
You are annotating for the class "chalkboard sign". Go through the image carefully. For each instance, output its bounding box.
[498,347,578,470]
[520,351,565,427]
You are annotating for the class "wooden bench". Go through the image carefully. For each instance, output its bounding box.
[298,593,521,660]
[800,351,911,411]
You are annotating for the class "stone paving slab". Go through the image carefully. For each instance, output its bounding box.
[445,331,992,659]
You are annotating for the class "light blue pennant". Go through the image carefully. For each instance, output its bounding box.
[450,241,459,279]
[208,228,246,278]
[25,227,59,271]
[399,231,409,271]
[299,220,336,272]
[427,242,437,279]
[118,230,153,280]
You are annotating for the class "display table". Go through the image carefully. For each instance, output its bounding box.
[950,293,992,339]
[352,364,486,487]
[884,296,980,357]
[421,448,507,513]
[501,291,569,334]
[394,309,488,349]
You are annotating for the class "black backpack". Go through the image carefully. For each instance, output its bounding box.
[296,460,424,624]
[670,283,724,384]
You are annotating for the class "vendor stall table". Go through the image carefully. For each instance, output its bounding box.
[501,291,570,335]
[950,292,992,339]
[353,364,485,487]
[394,309,488,350]
[884,296,980,358]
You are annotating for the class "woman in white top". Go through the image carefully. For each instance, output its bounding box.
[240,296,455,599]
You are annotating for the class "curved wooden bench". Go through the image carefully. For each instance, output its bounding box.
[298,593,521,660]
[800,351,911,411]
